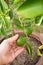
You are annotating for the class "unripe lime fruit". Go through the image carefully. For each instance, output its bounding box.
[24,27,32,35]
[16,36,26,46]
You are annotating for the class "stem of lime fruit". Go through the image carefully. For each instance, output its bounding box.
[19,17,28,46]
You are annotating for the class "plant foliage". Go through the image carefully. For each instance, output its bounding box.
[0,0,43,57]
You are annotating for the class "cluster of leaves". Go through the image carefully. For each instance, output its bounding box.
[17,0,43,18]
[0,0,33,57]
[0,0,43,57]
[0,0,26,36]
[0,0,10,36]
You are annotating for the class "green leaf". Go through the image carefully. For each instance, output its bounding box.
[24,27,33,36]
[0,5,3,14]
[5,16,10,29]
[0,0,5,13]
[0,15,7,37]
[0,0,8,13]
[35,16,41,24]
[17,0,43,18]
[9,10,13,19]
[14,18,22,29]
[35,16,43,26]
[0,14,6,27]
[0,23,2,29]
[14,0,20,5]
[36,49,42,56]
[26,41,33,57]
[1,25,7,36]
[0,15,2,23]
[0,14,4,23]
[1,0,8,9]
[10,0,20,5]
[23,18,31,27]
[10,0,15,5]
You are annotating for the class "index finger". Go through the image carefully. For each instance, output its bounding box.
[7,34,19,44]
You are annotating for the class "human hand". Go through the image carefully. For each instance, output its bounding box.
[0,34,24,65]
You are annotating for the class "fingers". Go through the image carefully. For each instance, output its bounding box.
[7,34,19,45]
[10,47,24,61]
[14,47,24,58]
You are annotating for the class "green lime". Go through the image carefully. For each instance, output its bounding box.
[24,27,32,36]
[16,36,26,46]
